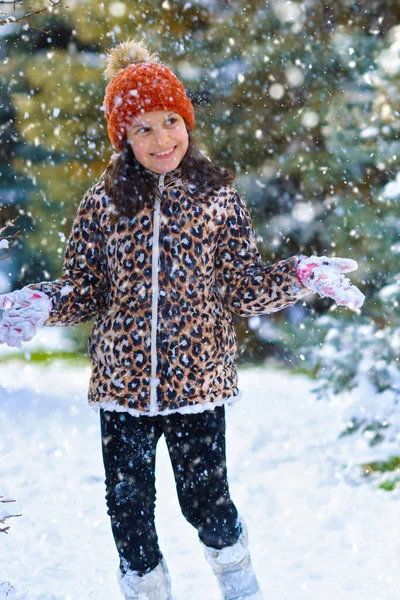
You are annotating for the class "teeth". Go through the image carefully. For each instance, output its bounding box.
[153,147,175,157]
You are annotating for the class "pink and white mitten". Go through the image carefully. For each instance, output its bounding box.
[0,287,52,348]
[296,255,365,309]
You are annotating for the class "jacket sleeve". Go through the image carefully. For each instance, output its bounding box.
[26,186,110,326]
[214,189,308,317]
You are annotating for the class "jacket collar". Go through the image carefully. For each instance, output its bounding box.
[144,166,207,205]
[142,167,204,202]
[143,166,182,188]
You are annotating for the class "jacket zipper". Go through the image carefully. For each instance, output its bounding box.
[149,173,165,412]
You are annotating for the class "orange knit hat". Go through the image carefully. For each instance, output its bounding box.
[102,38,195,151]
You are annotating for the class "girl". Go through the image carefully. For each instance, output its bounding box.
[0,39,364,600]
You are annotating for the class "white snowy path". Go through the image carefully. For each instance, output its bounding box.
[1,351,399,598]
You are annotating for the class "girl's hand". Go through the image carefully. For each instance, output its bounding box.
[296,255,365,309]
[0,287,52,348]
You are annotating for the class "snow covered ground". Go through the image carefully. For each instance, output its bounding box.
[1,330,399,600]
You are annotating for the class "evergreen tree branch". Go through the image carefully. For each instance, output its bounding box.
[0,0,68,29]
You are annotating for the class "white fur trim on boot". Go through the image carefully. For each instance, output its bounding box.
[117,557,173,600]
[201,518,264,600]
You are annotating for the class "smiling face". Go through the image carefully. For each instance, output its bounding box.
[126,110,189,174]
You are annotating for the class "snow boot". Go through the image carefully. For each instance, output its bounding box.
[201,518,264,600]
[117,557,173,600]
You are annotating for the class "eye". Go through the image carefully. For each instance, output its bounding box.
[166,117,177,125]
[136,126,150,134]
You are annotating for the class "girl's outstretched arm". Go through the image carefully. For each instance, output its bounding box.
[215,189,364,316]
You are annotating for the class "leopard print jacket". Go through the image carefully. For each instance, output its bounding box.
[28,166,308,416]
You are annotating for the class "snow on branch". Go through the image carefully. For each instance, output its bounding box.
[0,0,68,30]
[0,497,21,534]
[0,217,19,262]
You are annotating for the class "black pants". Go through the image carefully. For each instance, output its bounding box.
[100,405,241,576]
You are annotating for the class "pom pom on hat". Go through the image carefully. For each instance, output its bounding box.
[103,38,159,81]
[103,37,195,151]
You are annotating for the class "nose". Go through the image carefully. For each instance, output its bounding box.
[154,128,170,148]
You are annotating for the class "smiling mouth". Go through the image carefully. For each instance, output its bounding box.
[151,146,177,158]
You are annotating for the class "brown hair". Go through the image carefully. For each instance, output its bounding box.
[103,127,235,225]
